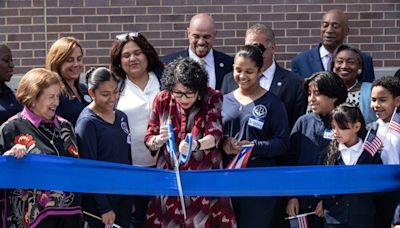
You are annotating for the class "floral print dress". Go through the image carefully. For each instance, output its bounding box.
[144,88,237,228]
[0,107,81,228]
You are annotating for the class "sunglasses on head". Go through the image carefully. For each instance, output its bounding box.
[115,32,140,41]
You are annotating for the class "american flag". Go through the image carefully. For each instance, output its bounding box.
[226,144,254,169]
[289,213,308,228]
[363,128,382,157]
[389,107,400,134]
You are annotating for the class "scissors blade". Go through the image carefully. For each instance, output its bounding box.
[172,155,187,220]
[166,119,187,220]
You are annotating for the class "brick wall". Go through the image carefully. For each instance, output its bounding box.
[0,0,399,76]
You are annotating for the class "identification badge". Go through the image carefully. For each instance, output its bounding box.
[323,129,334,140]
[248,116,264,130]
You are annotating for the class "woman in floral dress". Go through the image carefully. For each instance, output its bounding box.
[0,68,82,228]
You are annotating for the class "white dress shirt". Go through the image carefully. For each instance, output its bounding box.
[319,45,333,71]
[376,119,400,164]
[117,72,160,166]
[259,61,276,90]
[339,138,363,165]
[189,48,216,89]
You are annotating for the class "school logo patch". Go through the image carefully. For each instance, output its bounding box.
[252,105,267,118]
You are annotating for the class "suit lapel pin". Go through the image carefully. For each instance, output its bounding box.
[277,82,282,86]
[219,62,224,67]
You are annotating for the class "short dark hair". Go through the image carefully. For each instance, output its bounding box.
[304,71,348,107]
[85,67,117,92]
[394,69,400,79]
[234,43,266,70]
[110,32,163,80]
[333,44,364,81]
[161,57,208,98]
[372,76,400,98]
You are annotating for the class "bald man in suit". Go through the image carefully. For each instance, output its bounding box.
[291,9,375,82]
[161,13,233,90]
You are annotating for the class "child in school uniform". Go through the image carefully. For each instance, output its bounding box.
[370,76,400,228]
[75,67,134,228]
[286,71,348,228]
[322,104,382,228]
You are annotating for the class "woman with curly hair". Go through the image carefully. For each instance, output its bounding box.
[144,57,236,227]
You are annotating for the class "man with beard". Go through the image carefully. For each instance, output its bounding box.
[291,9,375,82]
[161,13,233,90]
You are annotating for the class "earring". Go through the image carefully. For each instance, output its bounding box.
[333,68,336,74]
[357,69,362,75]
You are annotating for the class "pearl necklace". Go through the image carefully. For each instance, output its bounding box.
[347,79,359,92]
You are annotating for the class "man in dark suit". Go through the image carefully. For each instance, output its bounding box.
[291,9,375,82]
[161,13,233,90]
[221,24,307,130]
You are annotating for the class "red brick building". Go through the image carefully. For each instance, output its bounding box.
[1,0,398,78]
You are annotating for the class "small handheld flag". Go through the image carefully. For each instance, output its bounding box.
[285,212,314,228]
[226,144,254,169]
[389,107,400,134]
[363,127,382,157]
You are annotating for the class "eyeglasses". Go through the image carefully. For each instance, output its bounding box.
[172,90,197,99]
[115,32,140,41]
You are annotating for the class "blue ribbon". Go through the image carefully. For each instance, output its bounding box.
[1,154,399,196]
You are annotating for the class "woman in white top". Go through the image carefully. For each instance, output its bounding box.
[110,31,163,227]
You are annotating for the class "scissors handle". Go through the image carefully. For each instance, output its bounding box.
[179,133,193,164]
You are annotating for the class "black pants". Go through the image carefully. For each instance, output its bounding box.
[131,195,149,228]
[37,214,83,228]
[83,194,134,228]
[374,191,400,228]
[232,196,277,228]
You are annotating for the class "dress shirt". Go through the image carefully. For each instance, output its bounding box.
[319,45,333,71]
[189,48,216,89]
[377,119,400,164]
[339,138,363,165]
[259,61,276,91]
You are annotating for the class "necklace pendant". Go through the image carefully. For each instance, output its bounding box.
[239,105,242,111]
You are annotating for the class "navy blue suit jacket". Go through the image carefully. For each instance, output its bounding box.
[161,49,234,90]
[220,63,307,130]
[291,44,375,82]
